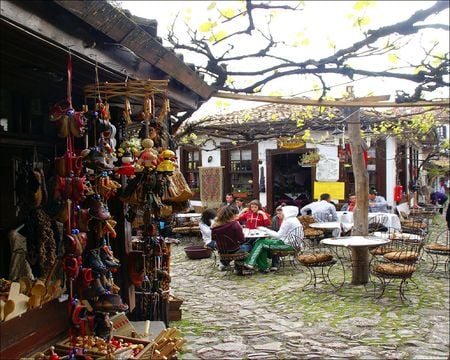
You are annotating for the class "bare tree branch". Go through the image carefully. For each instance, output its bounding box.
[166,1,449,100]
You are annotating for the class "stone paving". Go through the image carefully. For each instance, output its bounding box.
[169,217,449,360]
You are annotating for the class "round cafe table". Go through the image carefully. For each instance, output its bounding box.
[310,222,342,237]
[321,236,391,285]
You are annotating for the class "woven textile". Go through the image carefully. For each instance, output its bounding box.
[199,167,224,208]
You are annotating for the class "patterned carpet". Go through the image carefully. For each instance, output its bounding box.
[199,167,224,208]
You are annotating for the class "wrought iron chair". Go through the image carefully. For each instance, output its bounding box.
[368,213,389,234]
[369,233,424,301]
[268,226,303,272]
[297,237,345,291]
[423,229,450,278]
[299,215,324,244]
[400,218,429,236]
[213,233,249,276]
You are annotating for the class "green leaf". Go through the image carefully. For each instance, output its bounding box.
[301,38,310,46]
[387,53,399,64]
[213,30,227,41]
[207,2,216,10]
[220,8,236,19]
[353,1,375,11]
[199,21,215,33]
[357,16,371,26]
[414,65,426,74]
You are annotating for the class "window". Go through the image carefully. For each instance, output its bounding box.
[229,148,254,197]
[180,147,201,199]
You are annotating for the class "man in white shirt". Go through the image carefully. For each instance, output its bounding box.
[300,193,338,222]
[368,189,388,213]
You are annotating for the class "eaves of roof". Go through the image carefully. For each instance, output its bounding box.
[53,0,215,101]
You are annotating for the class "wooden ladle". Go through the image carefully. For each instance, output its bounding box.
[3,299,15,321]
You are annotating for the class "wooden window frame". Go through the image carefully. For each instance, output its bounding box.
[179,146,202,200]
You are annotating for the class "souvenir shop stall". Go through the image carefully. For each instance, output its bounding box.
[0,1,214,356]
[0,49,193,358]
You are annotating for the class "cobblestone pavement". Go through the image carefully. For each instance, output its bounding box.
[169,218,449,360]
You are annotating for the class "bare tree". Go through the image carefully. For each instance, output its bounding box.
[164,1,449,284]
[168,1,449,99]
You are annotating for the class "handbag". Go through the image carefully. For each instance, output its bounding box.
[163,170,193,203]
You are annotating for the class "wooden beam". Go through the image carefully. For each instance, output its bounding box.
[53,0,215,100]
[214,91,450,108]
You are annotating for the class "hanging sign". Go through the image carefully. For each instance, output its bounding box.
[316,157,339,181]
[314,181,345,200]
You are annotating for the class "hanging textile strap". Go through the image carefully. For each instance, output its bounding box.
[66,52,74,234]
[67,52,73,109]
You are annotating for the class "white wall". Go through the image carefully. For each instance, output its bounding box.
[258,140,277,208]
[385,136,397,207]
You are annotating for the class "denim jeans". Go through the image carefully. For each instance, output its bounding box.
[220,243,251,266]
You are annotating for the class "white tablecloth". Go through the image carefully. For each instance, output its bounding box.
[336,211,402,232]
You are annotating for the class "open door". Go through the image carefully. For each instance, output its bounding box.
[267,149,313,214]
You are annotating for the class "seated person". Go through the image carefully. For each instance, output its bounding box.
[211,206,251,272]
[244,206,303,273]
[271,204,285,231]
[300,193,338,222]
[235,197,245,214]
[238,199,271,229]
[341,194,356,212]
[199,208,217,249]
[368,189,388,213]
[220,193,235,207]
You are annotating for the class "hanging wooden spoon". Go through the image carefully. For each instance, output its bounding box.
[3,299,15,321]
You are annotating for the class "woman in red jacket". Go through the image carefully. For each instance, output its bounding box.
[238,199,271,229]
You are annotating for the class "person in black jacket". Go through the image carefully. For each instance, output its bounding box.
[430,191,448,214]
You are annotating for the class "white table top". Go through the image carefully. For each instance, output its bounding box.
[372,231,422,241]
[321,236,391,247]
[174,213,201,218]
[243,228,267,238]
[310,222,342,230]
[336,211,402,231]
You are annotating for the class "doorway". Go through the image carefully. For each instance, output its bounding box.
[267,151,312,213]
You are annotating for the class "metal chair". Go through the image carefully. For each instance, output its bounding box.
[213,233,249,276]
[423,229,449,278]
[299,215,324,244]
[370,234,424,301]
[368,214,389,233]
[268,226,303,272]
[297,237,345,291]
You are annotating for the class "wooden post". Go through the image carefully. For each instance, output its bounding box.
[347,108,370,285]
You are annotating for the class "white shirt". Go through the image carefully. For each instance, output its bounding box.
[199,220,213,246]
[259,205,304,245]
[300,200,338,221]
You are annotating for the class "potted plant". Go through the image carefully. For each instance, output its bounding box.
[299,152,321,167]
[232,188,248,198]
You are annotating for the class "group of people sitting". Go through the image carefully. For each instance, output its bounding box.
[197,188,399,275]
[199,195,304,275]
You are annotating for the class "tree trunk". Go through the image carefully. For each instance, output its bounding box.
[347,109,370,285]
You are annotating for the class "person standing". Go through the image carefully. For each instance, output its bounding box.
[300,193,338,222]
[368,189,388,213]
[430,191,448,214]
